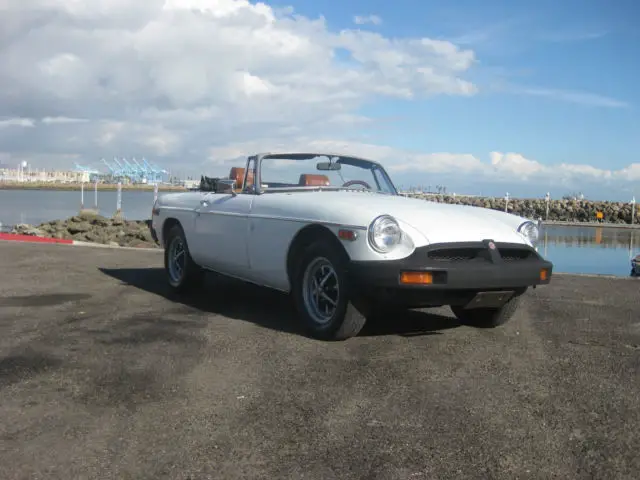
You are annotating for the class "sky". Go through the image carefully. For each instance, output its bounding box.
[0,0,639,201]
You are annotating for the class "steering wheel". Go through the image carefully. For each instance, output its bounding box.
[342,179,372,189]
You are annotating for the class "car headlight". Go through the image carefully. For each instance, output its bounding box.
[368,215,402,253]
[517,221,539,246]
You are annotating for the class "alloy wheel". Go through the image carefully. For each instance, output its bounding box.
[168,236,186,283]
[302,256,340,325]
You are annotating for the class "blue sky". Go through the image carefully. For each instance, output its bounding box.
[273,0,640,198]
[291,0,640,160]
[1,0,639,201]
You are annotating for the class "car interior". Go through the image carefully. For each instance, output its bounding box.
[227,166,331,190]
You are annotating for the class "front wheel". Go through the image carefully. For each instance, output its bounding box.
[164,224,204,293]
[450,294,522,328]
[292,240,367,340]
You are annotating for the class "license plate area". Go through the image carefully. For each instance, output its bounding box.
[463,290,514,309]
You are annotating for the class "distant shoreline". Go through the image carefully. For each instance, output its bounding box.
[0,182,188,192]
[2,186,638,228]
[542,220,640,230]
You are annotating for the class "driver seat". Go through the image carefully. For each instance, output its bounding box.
[298,174,330,186]
[229,167,254,189]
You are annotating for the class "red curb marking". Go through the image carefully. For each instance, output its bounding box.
[0,233,74,245]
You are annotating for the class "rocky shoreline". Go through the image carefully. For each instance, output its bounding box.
[10,212,160,248]
[410,194,640,225]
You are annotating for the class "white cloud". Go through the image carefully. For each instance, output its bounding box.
[0,0,477,167]
[354,15,382,26]
[0,0,635,198]
[0,118,35,129]
[536,30,608,43]
[614,164,640,182]
[556,163,612,179]
[490,151,545,176]
[204,138,636,192]
[511,87,628,108]
[41,117,88,124]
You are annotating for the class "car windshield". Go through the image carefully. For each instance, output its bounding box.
[258,154,397,195]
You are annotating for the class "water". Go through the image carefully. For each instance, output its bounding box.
[0,189,158,226]
[538,225,639,277]
[1,189,639,277]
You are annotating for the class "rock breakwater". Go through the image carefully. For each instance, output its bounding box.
[410,195,640,225]
[11,213,159,248]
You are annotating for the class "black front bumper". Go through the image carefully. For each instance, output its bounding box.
[347,240,553,308]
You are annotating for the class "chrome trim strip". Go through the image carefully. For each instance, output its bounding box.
[197,209,368,230]
[158,206,194,212]
[198,210,246,217]
[159,204,367,230]
[252,214,368,230]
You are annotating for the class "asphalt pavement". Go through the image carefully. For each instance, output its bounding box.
[1,241,639,479]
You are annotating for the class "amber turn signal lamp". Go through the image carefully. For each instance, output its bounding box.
[400,271,433,285]
[540,268,549,281]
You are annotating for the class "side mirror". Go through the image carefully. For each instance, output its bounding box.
[215,179,237,195]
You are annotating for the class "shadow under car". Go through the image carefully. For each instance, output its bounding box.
[98,267,461,338]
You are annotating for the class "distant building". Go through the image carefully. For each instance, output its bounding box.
[184,179,200,190]
[0,167,90,183]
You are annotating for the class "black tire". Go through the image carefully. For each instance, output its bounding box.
[164,223,204,293]
[450,294,522,328]
[291,239,367,341]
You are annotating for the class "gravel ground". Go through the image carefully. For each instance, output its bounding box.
[1,241,639,480]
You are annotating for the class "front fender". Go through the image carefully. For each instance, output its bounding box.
[320,219,424,263]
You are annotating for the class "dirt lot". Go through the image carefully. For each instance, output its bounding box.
[1,241,639,479]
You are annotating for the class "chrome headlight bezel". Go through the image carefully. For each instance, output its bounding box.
[367,214,402,253]
[517,220,539,246]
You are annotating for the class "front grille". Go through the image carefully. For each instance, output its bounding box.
[426,244,535,263]
[498,248,534,261]
[428,248,488,262]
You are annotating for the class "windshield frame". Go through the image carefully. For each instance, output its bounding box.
[248,152,399,196]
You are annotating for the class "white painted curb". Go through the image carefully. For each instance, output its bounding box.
[71,240,163,252]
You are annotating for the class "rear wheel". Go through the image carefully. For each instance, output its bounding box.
[292,239,367,340]
[450,294,522,328]
[164,224,204,293]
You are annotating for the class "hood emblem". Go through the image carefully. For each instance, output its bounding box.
[488,241,496,250]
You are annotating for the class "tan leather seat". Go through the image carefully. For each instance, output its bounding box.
[298,174,330,186]
[229,167,254,189]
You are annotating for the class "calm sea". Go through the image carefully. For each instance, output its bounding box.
[1,189,638,278]
[0,189,157,225]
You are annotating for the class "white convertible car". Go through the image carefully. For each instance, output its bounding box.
[151,152,553,340]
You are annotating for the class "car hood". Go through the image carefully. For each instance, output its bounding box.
[283,191,530,245]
